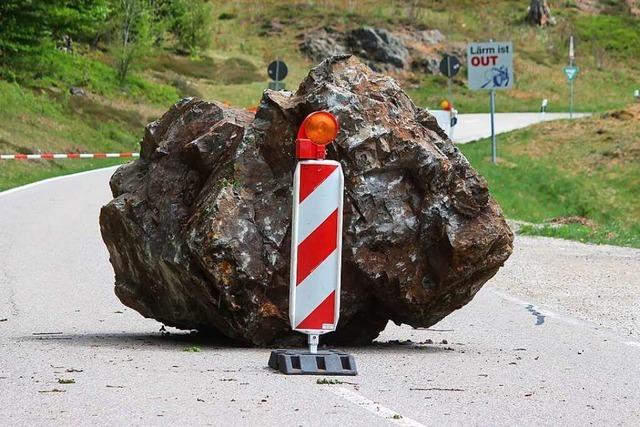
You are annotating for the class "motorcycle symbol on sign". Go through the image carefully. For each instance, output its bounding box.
[481,66,510,89]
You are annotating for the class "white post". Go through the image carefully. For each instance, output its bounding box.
[490,90,497,164]
[308,334,319,354]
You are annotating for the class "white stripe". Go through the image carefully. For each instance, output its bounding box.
[0,166,120,197]
[297,167,340,243]
[293,249,339,328]
[0,152,140,159]
[325,387,426,427]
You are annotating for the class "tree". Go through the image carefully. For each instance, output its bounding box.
[0,1,55,58]
[526,0,556,26]
[0,1,111,61]
[110,0,154,83]
[171,0,213,56]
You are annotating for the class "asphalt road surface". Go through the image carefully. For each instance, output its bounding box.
[1,161,638,426]
[452,113,589,144]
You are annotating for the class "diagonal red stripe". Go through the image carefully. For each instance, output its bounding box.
[299,164,337,202]
[296,291,335,330]
[296,209,338,285]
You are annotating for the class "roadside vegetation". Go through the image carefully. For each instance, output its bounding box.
[460,104,640,248]
[0,1,638,248]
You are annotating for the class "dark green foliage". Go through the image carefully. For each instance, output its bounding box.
[170,0,213,56]
[0,0,214,81]
[0,1,56,57]
[218,12,236,20]
[0,1,110,59]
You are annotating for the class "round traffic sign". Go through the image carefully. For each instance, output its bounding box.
[268,60,288,81]
[439,55,461,78]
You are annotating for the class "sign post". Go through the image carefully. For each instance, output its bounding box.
[467,41,514,164]
[564,36,579,119]
[268,111,357,376]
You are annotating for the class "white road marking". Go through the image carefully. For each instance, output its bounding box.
[0,165,120,198]
[325,386,426,427]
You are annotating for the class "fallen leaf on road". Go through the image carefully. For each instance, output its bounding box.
[57,379,75,384]
[316,378,342,385]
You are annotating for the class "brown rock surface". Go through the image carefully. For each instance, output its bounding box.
[100,55,513,346]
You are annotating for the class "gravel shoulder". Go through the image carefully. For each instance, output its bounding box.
[493,235,640,339]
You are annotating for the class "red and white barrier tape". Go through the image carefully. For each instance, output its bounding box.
[0,152,140,160]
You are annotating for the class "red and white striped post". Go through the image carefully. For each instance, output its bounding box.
[289,111,343,354]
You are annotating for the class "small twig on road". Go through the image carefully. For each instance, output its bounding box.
[106,384,126,388]
[33,332,63,335]
[38,389,66,393]
[410,387,465,392]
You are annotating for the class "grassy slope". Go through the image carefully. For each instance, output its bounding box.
[1,0,638,248]
[459,104,640,248]
[201,0,640,113]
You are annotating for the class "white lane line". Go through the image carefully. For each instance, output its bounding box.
[490,288,640,348]
[0,165,120,198]
[325,386,426,427]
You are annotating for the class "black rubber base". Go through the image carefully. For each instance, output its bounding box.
[268,349,357,375]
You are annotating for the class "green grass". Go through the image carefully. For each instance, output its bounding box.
[0,79,149,191]
[2,0,640,254]
[459,107,640,248]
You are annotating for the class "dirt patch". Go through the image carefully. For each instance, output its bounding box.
[549,216,597,228]
[151,54,262,85]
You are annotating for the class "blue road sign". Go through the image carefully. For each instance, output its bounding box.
[564,66,579,81]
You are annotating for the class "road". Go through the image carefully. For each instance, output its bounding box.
[1,162,638,425]
[0,104,640,426]
[451,112,589,143]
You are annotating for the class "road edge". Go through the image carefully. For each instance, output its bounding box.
[0,165,120,198]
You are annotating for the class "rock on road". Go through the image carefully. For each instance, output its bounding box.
[1,164,638,426]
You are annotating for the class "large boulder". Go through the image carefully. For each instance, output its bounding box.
[345,27,410,70]
[100,56,513,346]
[300,26,458,74]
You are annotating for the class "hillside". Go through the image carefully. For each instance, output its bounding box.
[460,103,640,248]
[0,0,638,247]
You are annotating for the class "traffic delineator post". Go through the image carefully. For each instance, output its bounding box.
[268,111,357,376]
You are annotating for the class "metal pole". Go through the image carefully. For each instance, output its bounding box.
[490,90,497,164]
[569,36,575,120]
[447,56,453,104]
[569,79,574,120]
